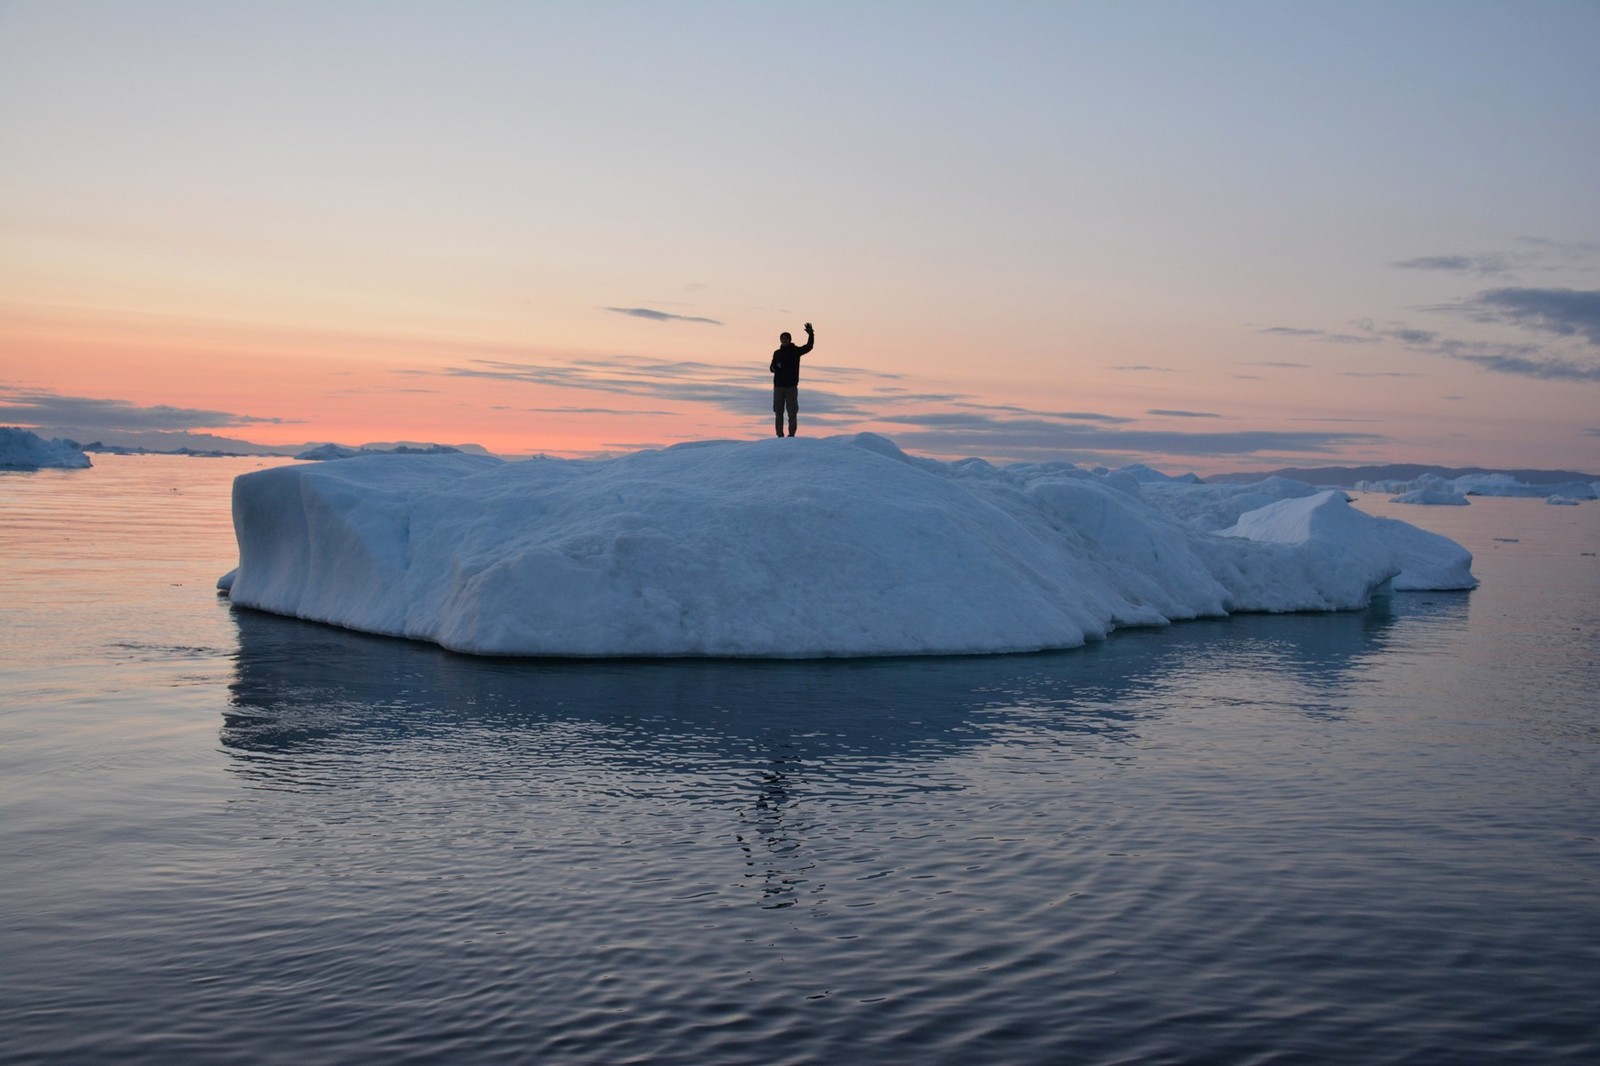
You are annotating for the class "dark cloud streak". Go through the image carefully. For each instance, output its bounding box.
[0,389,288,430]
[604,307,723,325]
[1394,254,1512,275]
[1457,287,1600,346]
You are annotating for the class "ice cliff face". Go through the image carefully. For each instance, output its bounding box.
[224,434,1476,658]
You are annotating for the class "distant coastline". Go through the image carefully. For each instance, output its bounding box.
[1206,463,1600,487]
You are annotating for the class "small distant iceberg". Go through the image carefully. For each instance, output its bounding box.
[1357,470,1596,502]
[1546,496,1583,506]
[224,434,1478,659]
[1389,488,1470,506]
[296,442,465,461]
[0,427,92,471]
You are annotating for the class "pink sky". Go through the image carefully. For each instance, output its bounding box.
[3,3,1597,474]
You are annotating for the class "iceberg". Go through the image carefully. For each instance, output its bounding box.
[1358,470,1597,501]
[0,427,92,471]
[224,434,1477,658]
[1388,488,1470,506]
[295,442,466,461]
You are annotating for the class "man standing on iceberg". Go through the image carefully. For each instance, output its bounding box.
[769,321,814,437]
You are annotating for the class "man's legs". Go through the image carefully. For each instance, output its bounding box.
[774,387,798,436]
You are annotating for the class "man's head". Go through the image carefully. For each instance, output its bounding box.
[779,332,792,344]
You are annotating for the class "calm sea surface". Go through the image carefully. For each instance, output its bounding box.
[2,454,1597,1065]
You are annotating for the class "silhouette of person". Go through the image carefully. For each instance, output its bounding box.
[768,322,814,437]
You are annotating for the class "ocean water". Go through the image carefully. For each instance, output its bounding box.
[2,454,1596,1065]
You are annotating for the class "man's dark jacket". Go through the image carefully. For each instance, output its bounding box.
[770,334,814,388]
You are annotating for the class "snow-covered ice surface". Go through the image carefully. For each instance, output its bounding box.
[225,434,1478,658]
[0,427,92,471]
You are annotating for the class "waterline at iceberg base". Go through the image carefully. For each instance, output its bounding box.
[222,434,1476,658]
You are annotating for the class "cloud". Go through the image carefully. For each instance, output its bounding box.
[1394,254,1512,275]
[1259,327,1377,344]
[1110,364,1176,372]
[0,388,289,430]
[1395,242,1600,279]
[508,405,678,416]
[604,307,723,325]
[949,401,1130,424]
[1444,351,1600,382]
[1452,287,1600,346]
[1369,315,1593,382]
[432,355,1388,464]
[1240,360,1310,369]
[450,358,782,414]
[1341,371,1424,378]
[1381,297,1600,382]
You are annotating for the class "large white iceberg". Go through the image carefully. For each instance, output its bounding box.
[223,434,1477,658]
[0,427,92,471]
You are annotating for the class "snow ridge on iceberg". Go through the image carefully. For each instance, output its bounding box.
[225,434,1476,658]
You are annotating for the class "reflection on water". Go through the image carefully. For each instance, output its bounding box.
[223,591,1449,772]
[225,607,1016,763]
[219,595,1483,971]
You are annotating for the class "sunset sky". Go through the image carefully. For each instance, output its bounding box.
[3,1,1598,474]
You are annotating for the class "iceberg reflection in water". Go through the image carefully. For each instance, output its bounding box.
[192,589,1598,1065]
[222,592,1436,775]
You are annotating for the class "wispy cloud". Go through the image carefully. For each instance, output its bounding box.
[449,357,785,414]
[949,401,1131,424]
[440,357,1138,432]
[0,388,289,430]
[604,307,723,325]
[1239,360,1310,369]
[1373,285,1600,382]
[1394,254,1513,276]
[430,355,1356,463]
[1259,327,1376,344]
[1443,351,1600,382]
[1394,241,1600,279]
[1110,364,1176,372]
[1381,328,1599,382]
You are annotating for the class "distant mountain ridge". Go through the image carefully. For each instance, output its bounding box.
[41,427,492,458]
[1206,463,1600,487]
